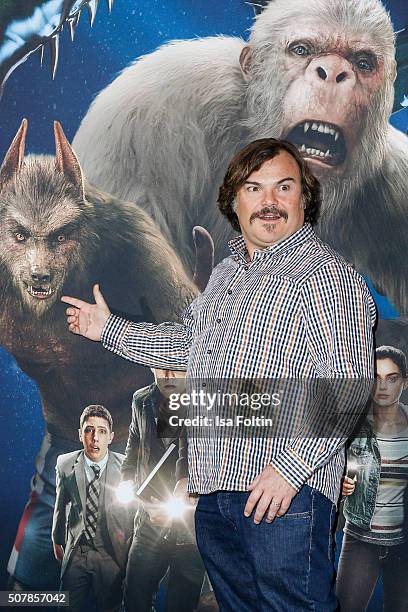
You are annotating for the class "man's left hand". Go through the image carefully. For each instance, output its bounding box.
[244,465,297,524]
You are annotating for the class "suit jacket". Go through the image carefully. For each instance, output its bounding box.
[52,449,134,576]
[121,383,188,488]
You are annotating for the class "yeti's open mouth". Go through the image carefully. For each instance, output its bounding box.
[26,285,55,300]
[286,121,347,166]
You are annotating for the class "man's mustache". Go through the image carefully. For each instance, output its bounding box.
[249,206,288,223]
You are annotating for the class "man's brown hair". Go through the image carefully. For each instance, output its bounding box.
[80,404,113,431]
[218,138,321,231]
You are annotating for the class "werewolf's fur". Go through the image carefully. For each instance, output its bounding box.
[0,154,197,439]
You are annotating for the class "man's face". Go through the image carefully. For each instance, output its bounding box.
[153,368,186,399]
[79,416,114,462]
[373,358,406,409]
[235,151,305,259]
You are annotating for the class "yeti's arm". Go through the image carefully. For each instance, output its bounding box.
[101,302,196,370]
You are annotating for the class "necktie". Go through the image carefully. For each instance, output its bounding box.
[84,464,100,543]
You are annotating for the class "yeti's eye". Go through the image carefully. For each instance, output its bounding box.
[57,234,66,243]
[355,56,375,72]
[290,44,310,57]
[14,232,26,242]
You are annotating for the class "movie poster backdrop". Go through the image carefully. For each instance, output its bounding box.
[0,1,407,610]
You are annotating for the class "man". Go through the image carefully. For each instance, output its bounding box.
[121,368,205,611]
[61,139,376,610]
[52,405,134,612]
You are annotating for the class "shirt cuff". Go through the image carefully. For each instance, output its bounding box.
[101,314,131,355]
[270,447,314,492]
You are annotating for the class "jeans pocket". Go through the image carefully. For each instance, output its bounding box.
[280,510,312,519]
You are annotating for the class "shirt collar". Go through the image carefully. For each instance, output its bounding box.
[84,450,109,473]
[228,223,315,261]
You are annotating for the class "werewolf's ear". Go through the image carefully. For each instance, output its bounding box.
[54,121,85,201]
[0,118,27,189]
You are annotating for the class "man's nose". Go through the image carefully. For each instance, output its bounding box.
[261,189,276,206]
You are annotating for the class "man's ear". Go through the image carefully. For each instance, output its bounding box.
[78,428,83,443]
[239,45,252,79]
[109,431,115,444]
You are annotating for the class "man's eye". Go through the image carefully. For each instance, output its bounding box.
[291,45,310,57]
[280,184,290,191]
[247,186,259,192]
[15,232,26,242]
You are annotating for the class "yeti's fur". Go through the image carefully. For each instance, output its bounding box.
[73,0,408,315]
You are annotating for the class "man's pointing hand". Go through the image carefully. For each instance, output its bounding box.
[61,284,111,341]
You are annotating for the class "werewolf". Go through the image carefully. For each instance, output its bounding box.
[0,119,198,589]
[0,119,198,437]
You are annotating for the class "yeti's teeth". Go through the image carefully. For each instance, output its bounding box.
[301,144,306,151]
[317,124,324,133]
[87,0,99,27]
[49,34,59,80]
[334,132,339,141]
[325,150,331,157]
[303,122,310,133]
[306,148,312,155]
[324,125,330,134]
[106,0,114,13]
[312,123,318,131]
[329,128,335,136]
[39,45,44,67]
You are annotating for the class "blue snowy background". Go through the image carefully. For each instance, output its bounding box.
[0,1,407,606]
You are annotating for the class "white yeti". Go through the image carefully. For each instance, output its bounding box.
[73,0,408,314]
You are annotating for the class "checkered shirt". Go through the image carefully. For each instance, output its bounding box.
[101,223,376,503]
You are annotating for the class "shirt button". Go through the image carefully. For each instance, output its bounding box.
[227,289,232,295]
[244,266,248,271]
[216,318,221,324]
[202,382,206,388]
[207,350,212,355]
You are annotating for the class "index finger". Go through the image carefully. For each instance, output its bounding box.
[61,295,86,308]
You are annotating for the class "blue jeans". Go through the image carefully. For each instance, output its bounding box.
[195,485,337,611]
